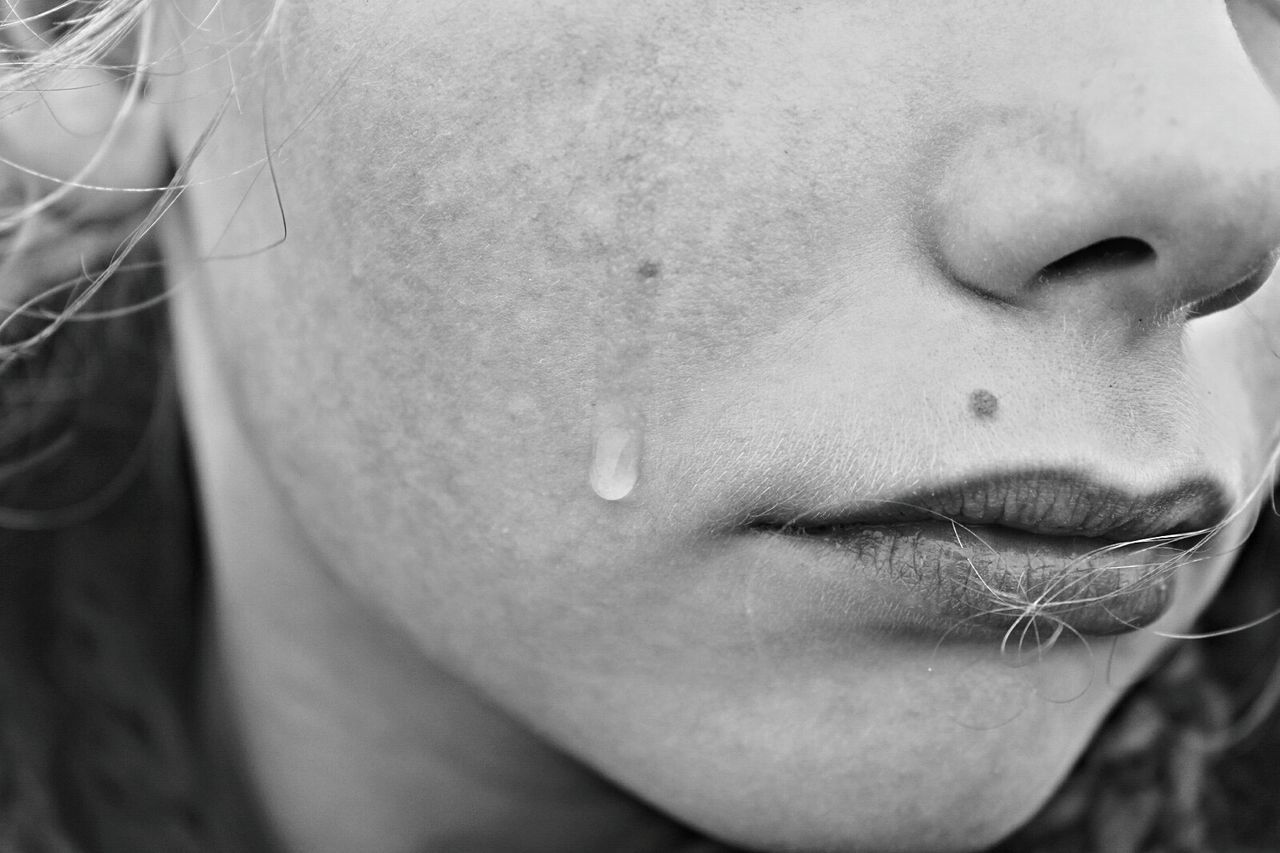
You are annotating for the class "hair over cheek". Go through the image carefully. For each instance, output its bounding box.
[0,1,167,301]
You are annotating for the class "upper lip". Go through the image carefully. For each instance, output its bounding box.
[749,469,1234,543]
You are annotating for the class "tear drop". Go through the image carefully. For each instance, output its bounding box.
[589,402,643,501]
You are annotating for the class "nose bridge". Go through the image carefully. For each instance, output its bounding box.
[927,24,1280,323]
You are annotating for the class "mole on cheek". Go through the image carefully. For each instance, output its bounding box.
[636,260,662,280]
[969,389,999,420]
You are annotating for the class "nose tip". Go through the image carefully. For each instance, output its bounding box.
[928,46,1280,324]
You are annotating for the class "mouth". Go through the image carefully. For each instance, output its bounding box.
[746,470,1233,637]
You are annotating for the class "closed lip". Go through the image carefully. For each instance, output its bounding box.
[749,470,1232,541]
[745,469,1233,636]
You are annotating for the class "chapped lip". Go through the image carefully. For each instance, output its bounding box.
[746,470,1234,636]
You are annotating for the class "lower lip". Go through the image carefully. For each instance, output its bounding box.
[781,522,1195,637]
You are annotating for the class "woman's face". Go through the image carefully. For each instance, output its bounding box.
[161,1,1280,849]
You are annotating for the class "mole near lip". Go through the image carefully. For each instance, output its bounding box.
[811,522,1191,636]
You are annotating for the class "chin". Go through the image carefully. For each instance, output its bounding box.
[674,737,1074,853]
[591,638,1123,853]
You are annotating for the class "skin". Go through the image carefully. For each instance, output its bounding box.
[28,0,1279,850]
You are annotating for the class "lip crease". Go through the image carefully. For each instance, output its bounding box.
[748,471,1233,637]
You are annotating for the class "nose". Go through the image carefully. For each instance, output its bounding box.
[927,14,1280,324]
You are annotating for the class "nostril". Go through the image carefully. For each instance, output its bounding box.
[1035,237,1156,285]
[1186,249,1280,319]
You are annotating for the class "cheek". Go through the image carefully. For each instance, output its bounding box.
[267,0,923,373]
[207,30,891,558]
